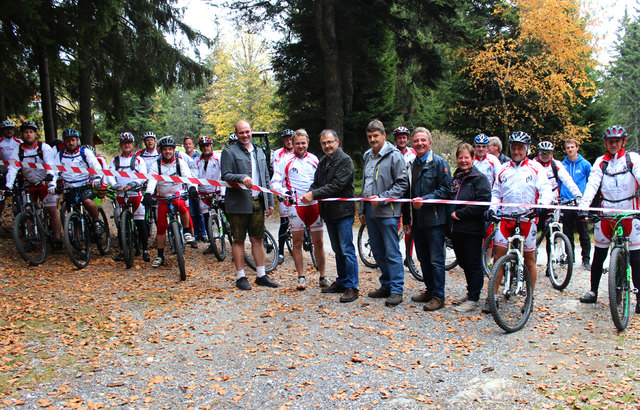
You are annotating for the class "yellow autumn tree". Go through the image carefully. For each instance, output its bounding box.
[201,32,283,143]
[458,0,597,145]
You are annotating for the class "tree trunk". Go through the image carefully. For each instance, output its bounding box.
[341,54,353,116]
[315,0,343,138]
[78,44,93,146]
[0,86,5,120]
[50,70,58,138]
[37,45,56,143]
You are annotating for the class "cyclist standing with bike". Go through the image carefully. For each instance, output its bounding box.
[578,126,640,313]
[473,133,502,186]
[0,120,22,220]
[196,136,222,255]
[4,122,62,244]
[143,136,198,268]
[271,129,327,291]
[272,129,295,265]
[106,132,150,263]
[484,131,553,312]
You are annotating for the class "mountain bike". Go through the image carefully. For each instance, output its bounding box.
[109,184,146,269]
[589,213,638,331]
[155,193,190,281]
[11,178,56,266]
[202,192,233,261]
[535,199,574,290]
[487,210,536,333]
[243,229,279,273]
[283,224,318,270]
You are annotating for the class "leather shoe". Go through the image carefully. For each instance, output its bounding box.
[340,288,359,303]
[278,254,284,265]
[142,251,151,262]
[582,259,591,270]
[255,275,279,288]
[368,287,391,298]
[580,290,597,303]
[424,296,444,311]
[411,290,433,303]
[385,293,403,306]
[321,281,345,294]
[236,277,252,290]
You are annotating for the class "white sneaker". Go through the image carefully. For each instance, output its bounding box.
[184,232,197,245]
[296,277,306,291]
[151,256,164,268]
[455,300,479,313]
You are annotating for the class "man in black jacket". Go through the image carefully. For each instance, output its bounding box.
[301,129,359,303]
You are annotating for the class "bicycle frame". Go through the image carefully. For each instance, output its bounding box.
[498,211,535,296]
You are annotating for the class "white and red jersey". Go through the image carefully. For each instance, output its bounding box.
[534,157,582,200]
[196,153,221,195]
[473,153,501,186]
[398,146,417,164]
[136,148,160,171]
[5,142,55,188]
[146,156,194,198]
[490,157,553,216]
[106,153,148,196]
[580,149,640,213]
[0,136,22,174]
[271,147,295,174]
[54,146,102,188]
[271,151,318,205]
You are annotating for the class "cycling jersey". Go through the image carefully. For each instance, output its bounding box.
[196,153,221,195]
[473,153,501,186]
[271,151,319,204]
[106,154,148,196]
[136,148,160,171]
[54,146,102,188]
[490,157,553,216]
[534,157,582,200]
[146,156,194,198]
[0,136,22,174]
[398,146,417,164]
[271,147,294,216]
[5,142,55,188]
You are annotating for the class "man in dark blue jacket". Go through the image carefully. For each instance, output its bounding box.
[403,127,452,311]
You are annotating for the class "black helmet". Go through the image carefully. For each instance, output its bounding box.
[0,120,15,129]
[281,129,295,138]
[62,128,80,139]
[604,125,627,139]
[20,121,38,132]
[119,132,135,143]
[508,131,531,145]
[228,133,238,144]
[157,136,176,150]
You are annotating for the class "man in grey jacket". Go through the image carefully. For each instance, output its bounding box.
[359,119,409,306]
[221,120,278,290]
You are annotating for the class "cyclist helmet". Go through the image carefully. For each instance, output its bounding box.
[474,133,490,145]
[119,132,135,143]
[157,136,176,150]
[508,131,531,145]
[604,125,627,139]
[84,145,96,154]
[538,141,554,151]
[143,131,157,140]
[228,133,238,144]
[281,129,295,138]
[62,128,80,139]
[393,126,410,137]
[198,136,213,146]
[20,121,38,132]
[0,120,15,129]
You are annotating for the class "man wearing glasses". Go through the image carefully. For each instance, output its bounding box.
[472,134,502,186]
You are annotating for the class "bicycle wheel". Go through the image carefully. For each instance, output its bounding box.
[170,220,186,281]
[95,207,111,255]
[244,230,279,272]
[548,232,573,290]
[444,236,458,271]
[119,209,135,269]
[608,247,630,331]
[488,253,533,333]
[207,212,226,261]
[357,224,378,268]
[405,232,422,281]
[481,231,496,277]
[13,211,47,266]
[64,211,91,269]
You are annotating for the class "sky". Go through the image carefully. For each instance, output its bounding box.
[174,0,640,67]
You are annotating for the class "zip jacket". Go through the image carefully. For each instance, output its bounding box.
[560,154,591,200]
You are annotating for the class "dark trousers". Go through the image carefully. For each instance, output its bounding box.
[562,209,591,262]
[451,232,484,302]
[413,224,446,300]
[591,247,640,296]
[189,197,207,239]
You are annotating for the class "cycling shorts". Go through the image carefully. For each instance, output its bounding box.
[28,185,58,208]
[116,194,145,221]
[287,203,322,233]
[63,185,94,211]
[156,197,189,236]
[595,218,640,251]
[494,219,537,252]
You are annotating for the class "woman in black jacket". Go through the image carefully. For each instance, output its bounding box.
[449,142,492,312]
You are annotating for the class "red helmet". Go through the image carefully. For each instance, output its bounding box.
[198,136,213,146]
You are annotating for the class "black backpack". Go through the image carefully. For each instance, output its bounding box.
[593,152,634,207]
[114,154,138,171]
[157,157,182,176]
[18,144,44,162]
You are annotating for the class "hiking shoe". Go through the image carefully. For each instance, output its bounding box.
[580,290,597,303]
[455,300,479,313]
[411,290,433,303]
[255,275,279,288]
[296,277,306,291]
[151,256,164,268]
[452,294,468,305]
[236,277,251,290]
[340,288,359,303]
[142,251,151,262]
[321,281,345,294]
[583,259,591,270]
[385,293,403,306]
[424,297,444,312]
[368,287,391,299]
[319,277,330,288]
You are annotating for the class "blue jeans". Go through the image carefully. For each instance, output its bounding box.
[365,207,404,294]
[413,224,446,300]
[189,197,207,239]
[325,216,359,289]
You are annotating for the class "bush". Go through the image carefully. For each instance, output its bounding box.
[430,130,462,170]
